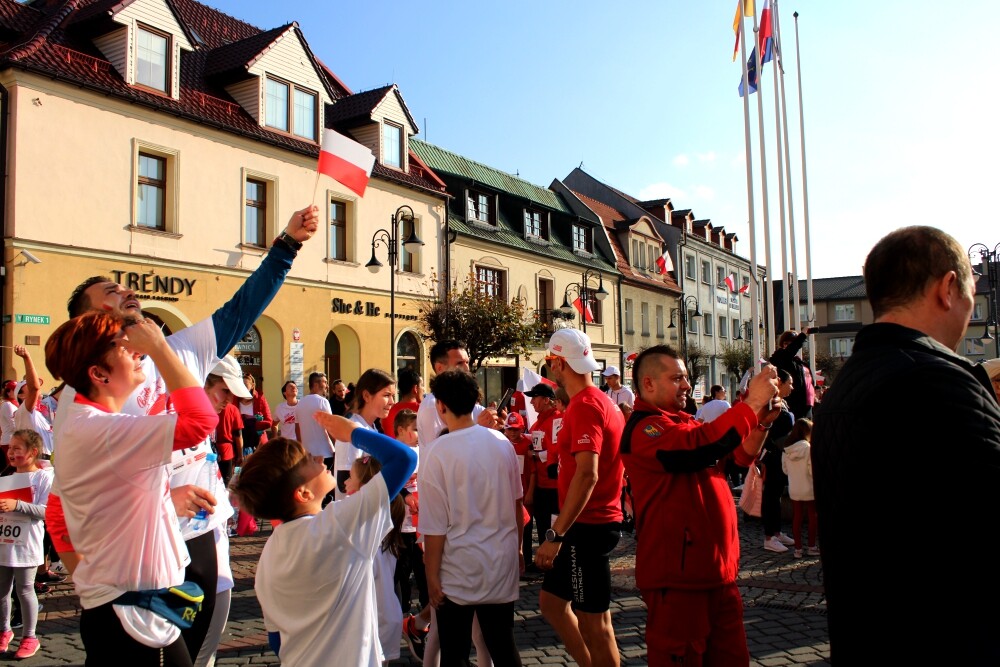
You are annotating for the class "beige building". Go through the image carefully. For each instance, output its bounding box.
[0,0,447,408]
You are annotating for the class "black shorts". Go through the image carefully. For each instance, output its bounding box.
[541,521,621,613]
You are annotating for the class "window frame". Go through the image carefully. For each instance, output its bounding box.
[656,304,665,338]
[244,178,267,247]
[829,337,855,357]
[381,121,403,169]
[132,140,180,235]
[704,314,714,336]
[834,303,857,322]
[134,23,171,95]
[719,315,728,339]
[328,197,349,262]
[474,264,507,301]
[572,224,593,254]
[264,75,318,142]
[716,265,727,287]
[685,254,696,280]
[640,301,650,336]
[136,152,166,231]
[624,298,634,334]
[701,260,712,284]
[524,209,548,240]
[400,215,420,273]
[467,189,496,226]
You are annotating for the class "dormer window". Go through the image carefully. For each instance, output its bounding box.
[382,122,403,169]
[572,224,592,253]
[467,190,495,226]
[265,77,317,141]
[136,25,170,94]
[524,209,548,240]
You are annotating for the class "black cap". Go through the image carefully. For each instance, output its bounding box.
[524,384,555,398]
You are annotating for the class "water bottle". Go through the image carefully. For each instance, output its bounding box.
[190,452,219,532]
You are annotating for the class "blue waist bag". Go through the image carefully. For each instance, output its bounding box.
[115,581,205,629]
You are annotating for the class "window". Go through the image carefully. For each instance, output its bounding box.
[701,260,712,283]
[685,254,696,280]
[137,153,166,230]
[733,318,741,338]
[265,77,317,140]
[688,310,699,334]
[382,122,403,169]
[136,26,170,93]
[475,265,506,300]
[972,303,984,321]
[834,304,856,322]
[965,337,986,356]
[244,179,267,247]
[716,265,727,287]
[829,337,854,357]
[467,191,494,225]
[572,225,592,253]
[396,331,421,373]
[624,299,634,334]
[741,275,751,295]
[631,240,641,268]
[799,303,810,325]
[585,292,603,325]
[329,199,348,261]
[400,216,418,273]
[656,305,665,338]
[524,210,547,239]
[719,315,728,339]
[648,246,658,272]
[641,302,650,336]
[704,315,714,336]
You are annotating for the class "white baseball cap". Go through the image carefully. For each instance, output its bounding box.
[211,356,253,399]
[602,366,621,378]
[547,329,600,374]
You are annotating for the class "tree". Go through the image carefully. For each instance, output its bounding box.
[684,341,707,390]
[812,349,842,386]
[719,341,753,378]
[419,273,539,370]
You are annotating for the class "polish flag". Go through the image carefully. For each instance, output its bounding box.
[739,282,751,295]
[317,129,376,197]
[0,475,33,504]
[573,297,595,323]
[724,274,737,293]
[655,249,674,275]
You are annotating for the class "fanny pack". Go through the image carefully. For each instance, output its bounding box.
[116,581,204,629]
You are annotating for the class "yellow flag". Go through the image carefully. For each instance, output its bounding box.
[732,0,755,61]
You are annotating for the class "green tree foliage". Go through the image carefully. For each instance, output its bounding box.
[419,273,539,370]
[684,341,707,389]
[719,341,753,378]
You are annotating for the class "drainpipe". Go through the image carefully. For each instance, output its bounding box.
[0,81,9,365]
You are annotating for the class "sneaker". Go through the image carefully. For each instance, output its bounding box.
[776,532,795,546]
[402,615,427,664]
[14,636,39,659]
[49,562,69,576]
[806,546,821,556]
[36,570,66,584]
[33,581,49,595]
[763,536,789,553]
[0,630,14,653]
[793,549,803,559]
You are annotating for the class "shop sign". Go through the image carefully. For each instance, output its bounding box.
[332,297,382,317]
[111,270,196,303]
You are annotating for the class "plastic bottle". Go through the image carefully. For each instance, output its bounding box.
[190,452,219,532]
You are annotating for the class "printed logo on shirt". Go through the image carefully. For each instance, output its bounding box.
[643,424,662,438]
[576,434,591,446]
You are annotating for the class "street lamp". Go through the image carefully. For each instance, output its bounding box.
[667,295,702,363]
[733,320,755,342]
[366,205,424,370]
[559,269,609,333]
[969,242,1000,359]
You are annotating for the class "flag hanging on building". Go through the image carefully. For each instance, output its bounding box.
[738,47,760,96]
[725,274,737,292]
[732,0,756,62]
[317,129,376,197]
[573,296,595,323]
[655,248,674,275]
[739,282,751,295]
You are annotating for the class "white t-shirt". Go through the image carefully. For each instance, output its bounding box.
[416,393,485,454]
[0,401,17,445]
[419,425,522,606]
[605,384,635,409]
[374,547,401,660]
[0,469,52,567]
[256,473,391,667]
[295,394,334,458]
[695,399,732,424]
[334,413,373,501]
[13,403,55,456]
[272,401,297,437]
[171,441,234,540]
[401,447,419,534]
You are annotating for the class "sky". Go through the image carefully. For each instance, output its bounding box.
[209,0,999,279]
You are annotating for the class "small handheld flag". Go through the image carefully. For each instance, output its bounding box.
[317,129,376,197]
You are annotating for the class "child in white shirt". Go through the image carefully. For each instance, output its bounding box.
[781,418,818,558]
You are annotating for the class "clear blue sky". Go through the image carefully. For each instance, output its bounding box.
[209,0,999,279]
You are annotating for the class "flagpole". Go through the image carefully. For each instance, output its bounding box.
[738,0,762,370]
[794,11,817,382]
[774,0,800,331]
[771,0,790,333]
[312,170,321,206]
[751,8,776,356]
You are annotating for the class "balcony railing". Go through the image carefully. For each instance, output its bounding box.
[534,309,574,337]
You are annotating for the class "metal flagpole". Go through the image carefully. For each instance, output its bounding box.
[738,0,762,369]
[751,9,776,356]
[771,0,790,333]
[793,11,817,381]
[774,0,800,331]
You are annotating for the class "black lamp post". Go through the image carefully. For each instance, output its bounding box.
[366,205,424,370]
[969,243,1000,359]
[733,320,755,342]
[560,269,609,333]
[667,295,702,363]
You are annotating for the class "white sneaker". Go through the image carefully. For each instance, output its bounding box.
[50,561,69,576]
[776,532,795,546]
[763,536,789,553]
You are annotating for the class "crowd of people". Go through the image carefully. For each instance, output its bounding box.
[4,219,1000,667]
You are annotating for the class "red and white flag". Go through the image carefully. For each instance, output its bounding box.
[655,249,674,275]
[739,282,751,295]
[573,296,595,323]
[725,273,737,293]
[0,475,32,503]
[317,129,376,197]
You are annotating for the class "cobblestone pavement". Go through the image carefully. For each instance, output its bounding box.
[27,507,829,666]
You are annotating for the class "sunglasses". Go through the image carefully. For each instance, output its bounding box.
[544,354,561,366]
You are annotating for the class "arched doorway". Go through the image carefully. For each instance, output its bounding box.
[235,326,263,391]
[396,331,421,374]
[325,331,341,383]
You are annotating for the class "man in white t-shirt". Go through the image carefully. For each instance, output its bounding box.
[695,385,732,424]
[295,372,335,462]
[602,366,635,409]
[421,369,523,665]
[416,341,498,452]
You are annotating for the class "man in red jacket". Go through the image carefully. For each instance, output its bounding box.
[622,344,780,666]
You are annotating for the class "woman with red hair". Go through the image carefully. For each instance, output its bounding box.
[44,313,217,666]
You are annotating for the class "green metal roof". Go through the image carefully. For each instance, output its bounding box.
[412,139,570,213]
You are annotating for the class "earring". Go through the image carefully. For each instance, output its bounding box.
[102,378,109,384]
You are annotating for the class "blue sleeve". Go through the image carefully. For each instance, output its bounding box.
[268,631,281,655]
[211,243,295,358]
[350,428,418,499]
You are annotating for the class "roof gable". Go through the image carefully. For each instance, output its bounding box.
[106,0,193,51]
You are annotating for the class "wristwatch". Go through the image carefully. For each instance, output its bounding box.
[272,230,303,252]
[544,529,564,543]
